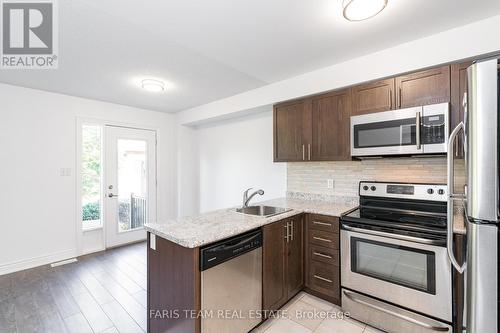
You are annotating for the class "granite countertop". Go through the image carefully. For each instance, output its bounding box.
[145,196,468,248]
[144,197,357,248]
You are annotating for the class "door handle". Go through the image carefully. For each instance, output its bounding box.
[108,193,118,198]
[446,122,466,274]
[416,111,421,150]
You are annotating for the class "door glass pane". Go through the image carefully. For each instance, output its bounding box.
[117,139,148,232]
[351,238,435,293]
[81,125,102,229]
[354,118,416,148]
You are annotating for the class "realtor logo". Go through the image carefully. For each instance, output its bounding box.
[1,0,58,69]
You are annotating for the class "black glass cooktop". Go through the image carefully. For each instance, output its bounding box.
[341,197,448,238]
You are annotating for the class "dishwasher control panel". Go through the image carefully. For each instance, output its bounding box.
[200,229,262,271]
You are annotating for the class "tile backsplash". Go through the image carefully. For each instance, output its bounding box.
[287,157,466,198]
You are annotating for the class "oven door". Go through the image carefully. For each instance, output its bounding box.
[351,107,422,157]
[341,227,452,322]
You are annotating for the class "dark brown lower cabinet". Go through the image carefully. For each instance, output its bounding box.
[304,214,341,305]
[147,233,201,333]
[263,215,304,312]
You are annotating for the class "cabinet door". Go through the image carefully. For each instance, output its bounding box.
[396,65,451,108]
[351,78,395,115]
[311,90,351,161]
[273,99,310,162]
[263,220,288,311]
[286,215,304,298]
[451,62,472,159]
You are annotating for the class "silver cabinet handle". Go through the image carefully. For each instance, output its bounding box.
[399,87,402,108]
[313,252,332,259]
[313,221,331,227]
[389,89,393,109]
[290,221,294,241]
[313,236,332,243]
[314,275,332,283]
[307,144,311,161]
[284,222,290,243]
[343,290,450,332]
[302,144,305,161]
[416,111,421,150]
[108,193,118,198]
[447,122,467,274]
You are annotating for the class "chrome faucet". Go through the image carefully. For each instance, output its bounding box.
[242,188,265,207]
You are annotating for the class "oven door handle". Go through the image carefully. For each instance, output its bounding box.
[342,290,450,332]
[342,225,443,246]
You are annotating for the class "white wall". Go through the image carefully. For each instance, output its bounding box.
[178,14,500,125]
[195,110,286,213]
[175,123,200,217]
[0,83,176,274]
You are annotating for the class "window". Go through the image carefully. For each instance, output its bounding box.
[81,124,102,229]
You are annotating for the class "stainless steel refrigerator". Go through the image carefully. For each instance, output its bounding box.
[448,58,499,333]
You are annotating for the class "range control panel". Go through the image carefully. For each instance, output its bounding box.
[359,182,447,202]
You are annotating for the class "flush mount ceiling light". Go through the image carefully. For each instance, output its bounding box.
[343,0,388,22]
[141,79,165,92]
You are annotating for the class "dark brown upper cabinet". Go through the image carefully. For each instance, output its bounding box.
[273,99,311,162]
[351,78,395,116]
[450,61,472,159]
[396,65,451,108]
[311,90,351,161]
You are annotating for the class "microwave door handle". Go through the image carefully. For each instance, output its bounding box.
[446,121,466,274]
[416,111,421,150]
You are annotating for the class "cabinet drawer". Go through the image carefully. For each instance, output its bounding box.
[308,262,340,298]
[309,229,339,249]
[307,215,339,233]
[309,244,339,266]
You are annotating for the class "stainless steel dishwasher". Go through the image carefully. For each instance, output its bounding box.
[200,229,262,333]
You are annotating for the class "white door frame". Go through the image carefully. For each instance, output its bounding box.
[75,117,159,255]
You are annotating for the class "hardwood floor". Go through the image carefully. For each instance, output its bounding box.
[0,242,147,333]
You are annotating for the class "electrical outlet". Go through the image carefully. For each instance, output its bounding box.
[327,179,334,189]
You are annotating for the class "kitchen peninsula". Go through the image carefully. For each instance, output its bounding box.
[145,195,466,333]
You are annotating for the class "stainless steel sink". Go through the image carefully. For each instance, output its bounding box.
[234,205,291,217]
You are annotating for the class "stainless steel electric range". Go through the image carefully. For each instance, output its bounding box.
[340,181,453,333]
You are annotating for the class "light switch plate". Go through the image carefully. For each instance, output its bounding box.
[327,179,335,189]
[150,234,156,250]
[60,168,72,176]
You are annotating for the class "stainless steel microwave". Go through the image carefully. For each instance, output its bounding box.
[350,103,449,157]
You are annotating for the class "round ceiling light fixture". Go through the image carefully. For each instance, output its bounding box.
[342,0,388,22]
[141,79,165,92]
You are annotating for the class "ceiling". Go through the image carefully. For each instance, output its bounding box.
[1,0,500,113]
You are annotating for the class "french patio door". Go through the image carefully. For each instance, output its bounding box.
[104,126,157,248]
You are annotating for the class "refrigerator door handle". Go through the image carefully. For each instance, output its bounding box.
[447,121,467,274]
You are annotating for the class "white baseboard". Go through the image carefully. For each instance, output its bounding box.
[81,246,105,256]
[0,249,77,276]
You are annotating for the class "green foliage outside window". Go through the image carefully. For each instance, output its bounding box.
[82,125,102,222]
